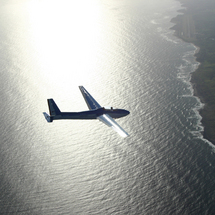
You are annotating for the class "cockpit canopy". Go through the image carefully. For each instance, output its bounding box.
[103,106,117,111]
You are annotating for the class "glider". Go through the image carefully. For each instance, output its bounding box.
[43,86,129,137]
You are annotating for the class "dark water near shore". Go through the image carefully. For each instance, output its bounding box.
[1,0,215,214]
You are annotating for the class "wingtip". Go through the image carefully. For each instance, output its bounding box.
[119,131,129,138]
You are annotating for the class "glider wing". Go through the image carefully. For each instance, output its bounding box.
[79,86,101,110]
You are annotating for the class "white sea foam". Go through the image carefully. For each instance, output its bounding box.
[175,49,215,150]
[160,31,178,44]
[150,7,210,144]
[175,46,215,147]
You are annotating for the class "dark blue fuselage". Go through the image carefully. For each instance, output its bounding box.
[51,107,129,121]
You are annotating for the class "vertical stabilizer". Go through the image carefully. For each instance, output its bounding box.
[47,99,61,116]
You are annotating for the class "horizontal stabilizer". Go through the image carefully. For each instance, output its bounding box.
[43,112,53,122]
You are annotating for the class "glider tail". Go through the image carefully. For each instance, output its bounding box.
[43,99,61,122]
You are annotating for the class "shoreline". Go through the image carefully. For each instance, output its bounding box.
[171,0,215,145]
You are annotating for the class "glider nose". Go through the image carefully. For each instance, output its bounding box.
[123,110,130,116]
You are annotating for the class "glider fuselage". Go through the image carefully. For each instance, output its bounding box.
[51,107,129,121]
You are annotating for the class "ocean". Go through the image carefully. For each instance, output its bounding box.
[0,0,215,214]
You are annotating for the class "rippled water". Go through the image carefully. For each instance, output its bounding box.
[1,0,215,214]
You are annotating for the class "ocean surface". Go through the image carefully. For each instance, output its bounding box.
[0,0,215,214]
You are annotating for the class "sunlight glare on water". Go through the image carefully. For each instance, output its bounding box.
[26,0,104,96]
[2,0,215,214]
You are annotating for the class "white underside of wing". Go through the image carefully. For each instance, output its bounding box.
[97,114,129,138]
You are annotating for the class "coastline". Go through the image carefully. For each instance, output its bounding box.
[171,0,215,145]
